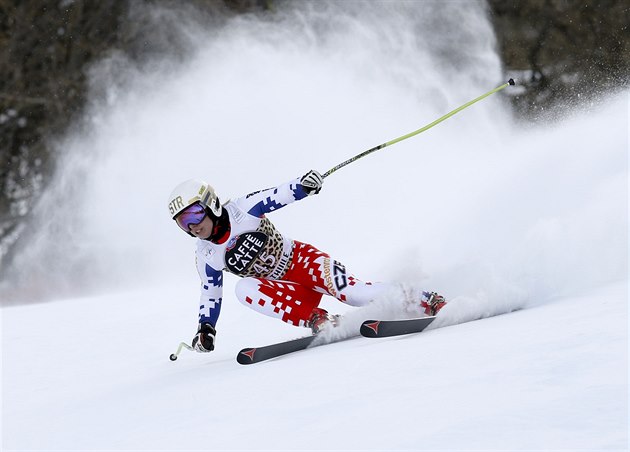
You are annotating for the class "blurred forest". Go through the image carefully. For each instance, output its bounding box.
[0,0,628,273]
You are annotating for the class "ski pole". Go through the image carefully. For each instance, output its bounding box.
[322,79,515,179]
[169,341,194,361]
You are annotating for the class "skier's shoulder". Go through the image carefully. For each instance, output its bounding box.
[194,237,209,251]
[194,237,216,261]
[194,239,226,273]
[224,199,251,222]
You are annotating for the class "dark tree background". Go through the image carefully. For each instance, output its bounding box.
[0,0,628,274]
[487,0,629,116]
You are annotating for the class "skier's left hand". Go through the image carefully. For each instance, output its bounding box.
[192,323,216,353]
[300,170,324,195]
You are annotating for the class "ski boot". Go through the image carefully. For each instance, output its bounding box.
[421,291,447,316]
[306,307,340,334]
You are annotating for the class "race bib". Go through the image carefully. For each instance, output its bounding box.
[224,231,268,274]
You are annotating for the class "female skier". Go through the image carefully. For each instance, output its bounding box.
[168,170,446,353]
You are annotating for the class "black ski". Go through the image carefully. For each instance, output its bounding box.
[237,316,437,364]
[237,335,318,365]
[360,316,437,338]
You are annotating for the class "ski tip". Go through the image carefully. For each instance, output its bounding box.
[237,348,257,365]
[360,316,438,338]
[360,320,381,338]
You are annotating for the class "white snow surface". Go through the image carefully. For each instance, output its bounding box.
[1,1,628,450]
[2,281,628,450]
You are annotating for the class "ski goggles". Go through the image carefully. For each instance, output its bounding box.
[175,203,207,232]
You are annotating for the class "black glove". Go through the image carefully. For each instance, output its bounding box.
[300,170,324,195]
[192,323,216,353]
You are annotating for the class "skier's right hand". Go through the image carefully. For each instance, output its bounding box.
[300,170,324,195]
[192,323,216,353]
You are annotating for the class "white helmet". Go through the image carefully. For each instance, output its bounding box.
[167,179,222,219]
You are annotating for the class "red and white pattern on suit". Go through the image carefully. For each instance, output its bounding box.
[234,241,391,327]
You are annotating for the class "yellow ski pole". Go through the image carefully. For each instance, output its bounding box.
[322,79,515,179]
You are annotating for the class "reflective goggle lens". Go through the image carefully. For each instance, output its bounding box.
[175,203,207,232]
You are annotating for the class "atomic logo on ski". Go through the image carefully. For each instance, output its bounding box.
[239,348,257,362]
[237,335,318,364]
[363,321,381,335]
[360,316,437,338]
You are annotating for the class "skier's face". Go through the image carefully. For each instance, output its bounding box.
[189,215,214,239]
[175,203,213,238]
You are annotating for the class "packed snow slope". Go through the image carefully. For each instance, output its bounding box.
[2,1,628,450]
[2,281,627,450]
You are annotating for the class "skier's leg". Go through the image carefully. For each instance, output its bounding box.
[282,241,393,307]
[234,277,324,327]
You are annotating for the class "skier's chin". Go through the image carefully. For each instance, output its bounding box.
[191,231,212,240]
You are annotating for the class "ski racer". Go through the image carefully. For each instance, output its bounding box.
[167,170,447,353]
